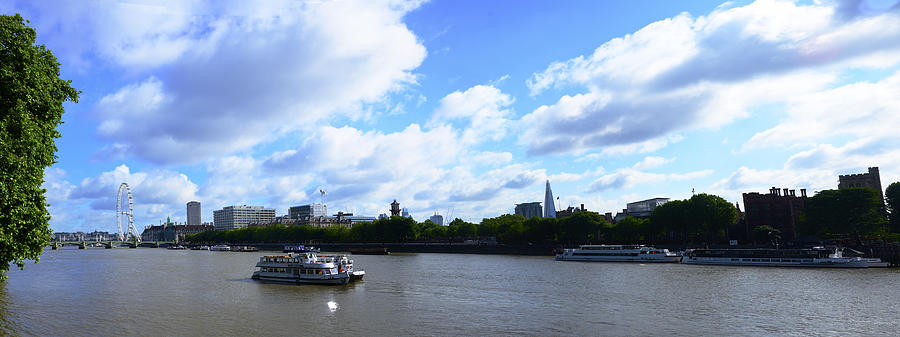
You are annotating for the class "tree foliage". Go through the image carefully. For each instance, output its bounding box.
[886,182,900,232]
[607,217,646,244]
[802,188,887,238]
[1,14,79,281]
[752,225,781,248]
[558,211,605,244]
[649,194,737,245]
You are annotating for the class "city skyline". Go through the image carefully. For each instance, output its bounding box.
[3,0,900,232]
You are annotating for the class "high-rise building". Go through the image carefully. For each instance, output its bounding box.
[213,205,276,230]
[429,213,444,226]
[289,203,327,220]
[186,201,201,226]
[544,180,556,218]
[401,207,410,218]
[515,202,542,219]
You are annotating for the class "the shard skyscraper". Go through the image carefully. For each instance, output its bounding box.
[543,180,556,218]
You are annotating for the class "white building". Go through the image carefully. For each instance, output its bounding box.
[213,205,276,230]
[614,197,670,222]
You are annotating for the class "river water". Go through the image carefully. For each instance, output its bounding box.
[2,248,899,336]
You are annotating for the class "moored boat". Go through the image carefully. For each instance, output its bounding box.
[681,247,868,268]
[283,245,320,253]
[555,244,681,262]
[210,244,231,251]
[348,247,390,255]
[251,252,365,285]
[863,258,890,268]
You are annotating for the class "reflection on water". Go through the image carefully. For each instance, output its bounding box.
[2,248,899,335]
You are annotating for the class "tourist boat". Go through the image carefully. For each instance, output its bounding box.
[167,245,187,250]
[283,245,320,253]
[233,246,259,252]
[681,247,869,268]
[190,245,210,250]
[210,244,231,251]
[251,252,365,285]
[555,244,681,262]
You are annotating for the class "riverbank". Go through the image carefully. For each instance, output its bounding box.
[186,242,557,255]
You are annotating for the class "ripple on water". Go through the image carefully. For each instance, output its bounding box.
[3,249,900,335]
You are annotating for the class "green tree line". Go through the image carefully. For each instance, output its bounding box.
[187,188,900,246]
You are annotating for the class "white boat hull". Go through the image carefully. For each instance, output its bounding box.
[252,271,351,285]
[681,256,869,268]
[555,255,681,263]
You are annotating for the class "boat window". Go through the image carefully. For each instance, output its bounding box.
[317,270,323,275]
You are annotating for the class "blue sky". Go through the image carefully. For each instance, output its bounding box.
[4,0,900,233]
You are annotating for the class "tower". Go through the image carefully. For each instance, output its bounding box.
[390,200,401,216]
[186,201,201,225]
[544,180,556,218]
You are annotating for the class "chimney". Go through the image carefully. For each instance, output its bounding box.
[580,204,585,211]
[783,188,789,196]
[800,189,807,197]
[790,189,796,197]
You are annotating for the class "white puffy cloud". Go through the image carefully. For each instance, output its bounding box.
[745,70,900,150]
[17,0,429,164]
[429,85,515,145]
[521,0,900,156]
[42,168,74,204]
[70,165,198,210]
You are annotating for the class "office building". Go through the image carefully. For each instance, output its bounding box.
[213,205,276,230]
[289,203,327,220]
[186,201,201,226]
[429,213,444,226]
[614,197,669,222]
[515,202,542,219]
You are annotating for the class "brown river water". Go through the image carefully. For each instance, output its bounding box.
[2,248,898,336]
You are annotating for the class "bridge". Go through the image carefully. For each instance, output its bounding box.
[48,240,177,250]
[48,182,184,250]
